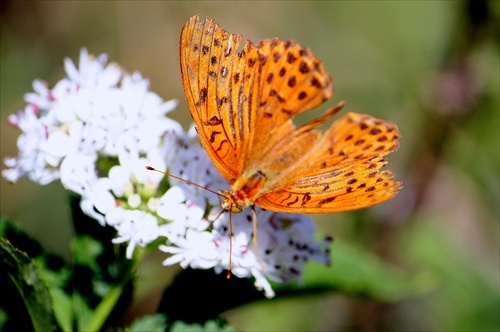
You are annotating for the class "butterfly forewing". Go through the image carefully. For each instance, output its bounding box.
[256,39,333,120]
[181,16,337,182]
[247,40,334,170]
[181,16,247,182]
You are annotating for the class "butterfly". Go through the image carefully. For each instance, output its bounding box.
[180,15,401,224]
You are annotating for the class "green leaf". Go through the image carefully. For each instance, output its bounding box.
[0,239,59,331]
[49,287,73,332]
[275,239,434,301]
[126,313,235,332]
[34,253,73,330]
[170,318,236,332]
[73,292,94,331]
[0,307,7,330]
[127,314,168,332]
[82,283,125,331]
[68,197,136,330]
[157,269,264,323]
[403,219,500,331]
[1,218,74,330]
[71,235,104,273]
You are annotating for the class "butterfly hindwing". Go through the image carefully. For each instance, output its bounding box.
[256,112,401,213]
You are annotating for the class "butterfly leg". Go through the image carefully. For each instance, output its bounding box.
[208,208,226,230]
[226,206,257,278]
[226,209,233,279]
[250,206,269,273]
[251,205,258,248]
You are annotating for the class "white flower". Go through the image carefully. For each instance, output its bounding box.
[2,48,178,189]
[24,80,54,112]
[160,229,219,269]
[63,48,121,88]
[160,201,330,298]
[111,209,161,259]
[2,105,60,184]
[75,173,116,227]
[3,47,332,299]
[167,125,229,213]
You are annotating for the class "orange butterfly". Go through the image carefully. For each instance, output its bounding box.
[180,15,401,223]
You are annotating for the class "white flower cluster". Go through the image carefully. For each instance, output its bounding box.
[3,48,331,298]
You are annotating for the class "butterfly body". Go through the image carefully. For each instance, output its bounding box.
[181,16,401,216]
[220,170,267,213]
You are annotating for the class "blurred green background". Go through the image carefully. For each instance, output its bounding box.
[1,1,498,331]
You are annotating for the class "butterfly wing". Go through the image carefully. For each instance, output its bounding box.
[180,15,255,183]
[181,16,401,212]
[180,16,334,184]
[246,38,334,168]
[255,112,401,213]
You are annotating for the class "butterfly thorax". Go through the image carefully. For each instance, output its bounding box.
[219,170,268,213]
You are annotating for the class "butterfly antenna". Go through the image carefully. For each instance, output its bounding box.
[145,166,225,198]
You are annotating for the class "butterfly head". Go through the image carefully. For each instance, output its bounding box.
[218,189,247,213]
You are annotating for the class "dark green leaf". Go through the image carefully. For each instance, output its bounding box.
[49,288,73,332]
[71,235,103,273]
[68,196,136,330]
[0,239,59,331]
[84,283,127,331]
[170,319,236,332]
[274,240,433,302]
[127,314,167,332]
[158,269,264,324]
